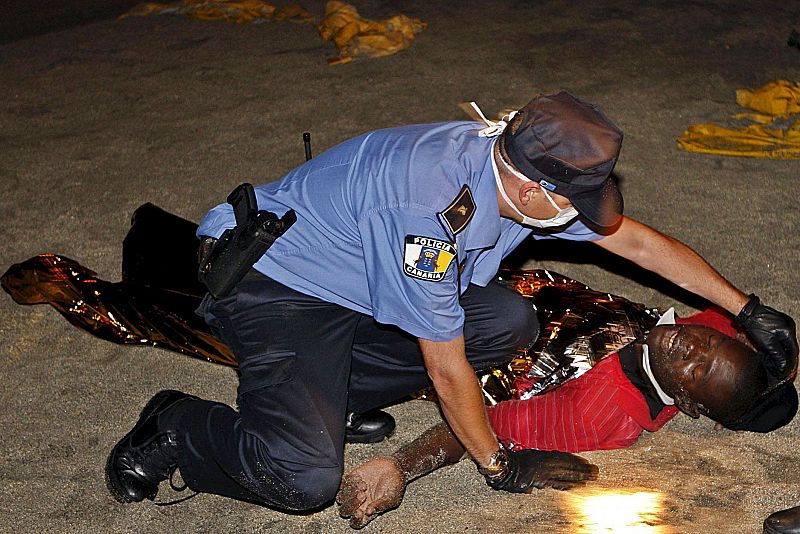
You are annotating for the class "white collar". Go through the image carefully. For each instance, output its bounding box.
[641,308,676,406]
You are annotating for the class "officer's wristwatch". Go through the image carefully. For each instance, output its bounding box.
[476,445,509,479]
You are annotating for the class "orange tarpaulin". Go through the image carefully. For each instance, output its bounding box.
[678,80,800,159]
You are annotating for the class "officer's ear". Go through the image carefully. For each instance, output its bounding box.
[518,181,541,206]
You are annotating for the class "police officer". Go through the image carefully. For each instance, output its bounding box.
[105,91,798,511]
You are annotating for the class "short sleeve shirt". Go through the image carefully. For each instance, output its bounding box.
[198,122,603,340]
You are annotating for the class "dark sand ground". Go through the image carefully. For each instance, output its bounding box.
[1,1,799,532]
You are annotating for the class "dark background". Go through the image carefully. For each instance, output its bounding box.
[1,0,140,43]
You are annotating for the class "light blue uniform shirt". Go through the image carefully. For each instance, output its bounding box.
[198,122,602,341]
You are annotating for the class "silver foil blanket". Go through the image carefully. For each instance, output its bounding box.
[481,269,658,404]
[1,204,657,403]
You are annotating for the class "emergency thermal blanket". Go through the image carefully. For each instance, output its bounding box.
[1,204,656,404]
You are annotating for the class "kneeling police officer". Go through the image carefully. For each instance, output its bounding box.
[105,92,798,512]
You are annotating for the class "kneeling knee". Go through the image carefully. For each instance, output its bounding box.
[272,467,341,511]
[502,298,539,348]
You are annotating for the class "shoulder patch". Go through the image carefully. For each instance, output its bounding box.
[439,185,476,236]
[403,235,456,281]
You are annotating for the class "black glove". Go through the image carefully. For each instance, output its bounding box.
[485,448,598,493]
[736,294,799,379]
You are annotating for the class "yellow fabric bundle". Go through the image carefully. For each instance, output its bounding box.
[678,121,800,159]
[317,1,427,64]
[736,80,800,116]
[120,0,426,64]
[678,80,800,159]
[121,0,314,24]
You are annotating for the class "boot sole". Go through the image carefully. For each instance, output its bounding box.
[105,390,187,504]
[764,524,789,534]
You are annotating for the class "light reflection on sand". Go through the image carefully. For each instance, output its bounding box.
[562,489,670,533]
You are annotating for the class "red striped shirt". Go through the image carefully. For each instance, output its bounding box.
[487,309,739,452]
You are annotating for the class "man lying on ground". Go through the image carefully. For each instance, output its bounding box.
[337,307,797,529]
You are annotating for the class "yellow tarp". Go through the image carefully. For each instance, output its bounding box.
[120,0,314,24]
[736,80,800,116]
[677,80,800,158]
[317,1,427,65]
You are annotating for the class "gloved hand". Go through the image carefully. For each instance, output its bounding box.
[485,447,598,493]
[736,294,799,379]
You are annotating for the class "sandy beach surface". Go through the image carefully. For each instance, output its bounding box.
[1,1,799,532]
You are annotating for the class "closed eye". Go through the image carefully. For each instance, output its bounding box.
[706,333,724,350]
[692,364,707,381]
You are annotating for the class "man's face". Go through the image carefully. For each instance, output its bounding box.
[494,142,575,222]
[646,325,753,417]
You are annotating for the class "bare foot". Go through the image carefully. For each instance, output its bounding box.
[337,456,406,529]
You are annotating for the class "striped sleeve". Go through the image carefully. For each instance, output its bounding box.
[487,373,646,453]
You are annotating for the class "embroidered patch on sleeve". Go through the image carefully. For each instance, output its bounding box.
[439,185,476,236]
[403,235,456,281]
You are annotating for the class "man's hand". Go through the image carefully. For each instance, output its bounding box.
[486,448,598,493]
[337,457,406,530]
[736,294,799,379]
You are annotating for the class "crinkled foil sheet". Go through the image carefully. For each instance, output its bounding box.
[1,204,657,403]
[1,204,235,366]
[485,269,658,403]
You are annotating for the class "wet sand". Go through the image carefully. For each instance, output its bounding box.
[1,1,799,532]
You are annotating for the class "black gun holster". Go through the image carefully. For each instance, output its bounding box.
[198,183,296,299]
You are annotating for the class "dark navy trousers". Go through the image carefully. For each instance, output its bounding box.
[173,270,538,511]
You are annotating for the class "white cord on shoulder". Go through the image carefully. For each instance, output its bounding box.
[466,101,518,138]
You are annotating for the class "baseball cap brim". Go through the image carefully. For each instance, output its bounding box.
[568,177,623,229]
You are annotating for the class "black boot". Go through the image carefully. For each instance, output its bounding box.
[105,390,197,503]
[344,409,396,444]
[765,505,800,534]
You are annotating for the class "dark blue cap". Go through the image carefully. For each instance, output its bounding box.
[501,91,624,228]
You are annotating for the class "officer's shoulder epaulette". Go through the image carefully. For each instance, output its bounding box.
[439,185,475,236]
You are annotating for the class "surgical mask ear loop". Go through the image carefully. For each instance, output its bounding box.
[492,144,578,229]
[540,188,561,211]
[495,152,578,227]
[539,187,578,223]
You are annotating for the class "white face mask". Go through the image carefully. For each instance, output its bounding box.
[495,153,579,228]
